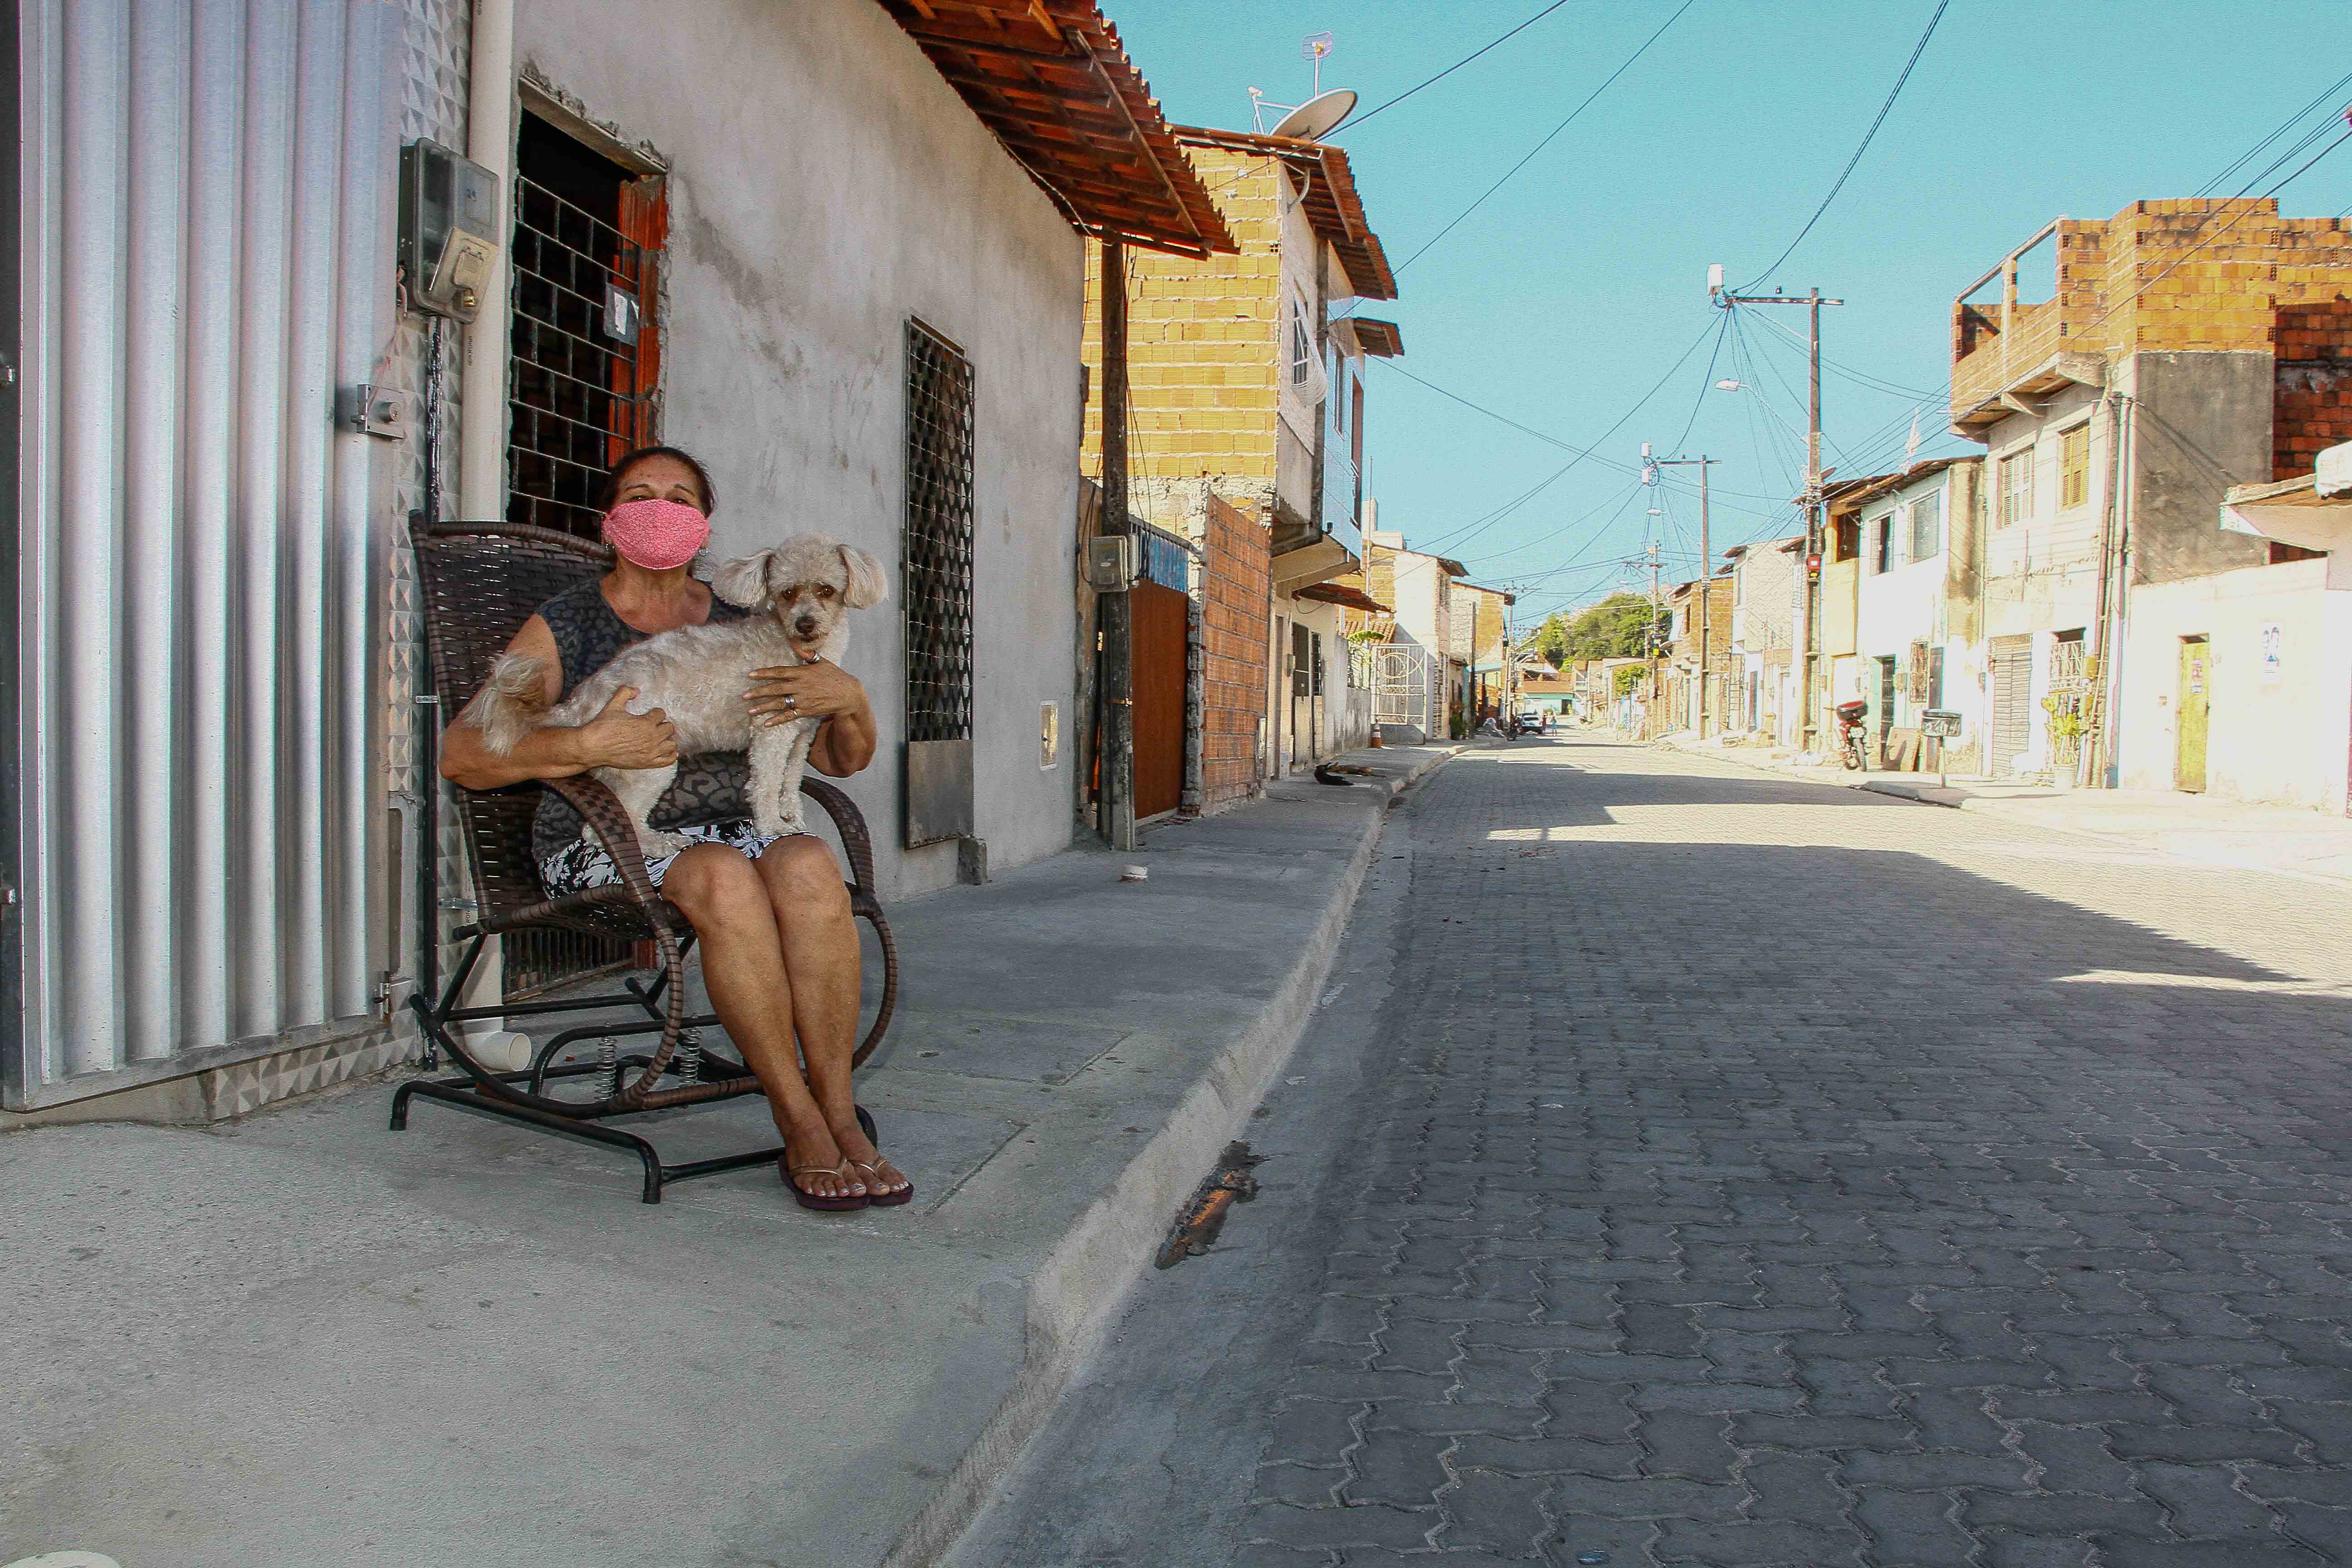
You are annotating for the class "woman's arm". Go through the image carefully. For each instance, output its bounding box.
[744,658,877,779]
[438,615,681,789]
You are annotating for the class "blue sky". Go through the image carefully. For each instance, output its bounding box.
[1107,0,2352,627]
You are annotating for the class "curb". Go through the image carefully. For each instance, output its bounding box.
[883,746,1458,1568]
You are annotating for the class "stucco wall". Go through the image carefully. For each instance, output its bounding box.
[1980,384,2105,643]
[2124,351,2277,586]
[515,0,1085,897]
[2118,560,2351,811]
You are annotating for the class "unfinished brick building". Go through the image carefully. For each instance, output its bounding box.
[1945,197,2352,783]
[1078,126,1398,810]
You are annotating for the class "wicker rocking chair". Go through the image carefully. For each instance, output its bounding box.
[389,520,898,1202]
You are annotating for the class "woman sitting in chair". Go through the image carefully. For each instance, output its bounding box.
[439,446,907,1212]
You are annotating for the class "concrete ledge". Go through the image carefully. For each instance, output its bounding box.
[1,745,1459,1568]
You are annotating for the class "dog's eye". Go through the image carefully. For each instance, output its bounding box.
[816,585,837,600]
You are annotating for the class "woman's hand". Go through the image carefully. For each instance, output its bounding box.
[745,658,865,727]
[571,686,679,769]
[745,657,877,778]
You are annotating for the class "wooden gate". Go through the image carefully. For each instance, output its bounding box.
[1990,634,2033,775]
[1132,579,1189,819]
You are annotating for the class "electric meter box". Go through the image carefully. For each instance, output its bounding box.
[399,139,502,323]
[1084,534,1138,593]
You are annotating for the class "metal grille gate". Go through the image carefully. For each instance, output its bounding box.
[506,175,653,538]
[902,321,977,848]
[904,323,976,743]
[1372,644,1431,737]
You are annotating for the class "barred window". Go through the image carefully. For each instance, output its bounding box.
[904,320,975,743]
[507,114,660,538]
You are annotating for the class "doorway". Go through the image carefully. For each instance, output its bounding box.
[508,112,663,536]
[1871,656,1897,763]
[1131,579,1189,819]
[1990,634,2033,775]
[2177,635,2210,793]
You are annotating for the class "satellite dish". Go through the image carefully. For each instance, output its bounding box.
[1270,88,1356,142]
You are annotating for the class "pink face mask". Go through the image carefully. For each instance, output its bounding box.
[602,498,711,570]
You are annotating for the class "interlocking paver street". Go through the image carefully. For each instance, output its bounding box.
[956,738,2352,1568]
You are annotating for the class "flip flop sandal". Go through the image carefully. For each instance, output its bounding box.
[782,1157,870,1211]
[850,1157,915,1207]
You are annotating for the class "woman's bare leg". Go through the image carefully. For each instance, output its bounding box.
[662,844,862,1202]
[755,838,903,1193]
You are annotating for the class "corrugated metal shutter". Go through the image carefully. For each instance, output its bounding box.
[9,0,397,1108]
[1990,634,2033,777]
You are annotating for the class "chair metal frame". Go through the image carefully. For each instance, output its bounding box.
[388,520,897,1202]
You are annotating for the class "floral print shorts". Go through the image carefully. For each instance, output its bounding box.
[537,817,790,897]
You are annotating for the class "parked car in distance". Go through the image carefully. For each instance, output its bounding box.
[1517,706,1546,733]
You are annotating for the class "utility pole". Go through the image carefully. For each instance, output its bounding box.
[1710,269,1842,743]
[1098,238,1136,851]
[1645,541,1662,734]
[1648,452,1715,737]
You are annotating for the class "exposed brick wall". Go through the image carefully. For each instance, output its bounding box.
[1080,145,1283,517]
[1952,201,2352,413]
[2274,297,2352,479]
[1200,494,1270,812]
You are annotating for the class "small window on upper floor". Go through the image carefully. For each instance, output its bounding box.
[2060,422,2091,510]
[1999,447,2034,528]
[1871,513,1896,574]
[1908,491,1943,562]
[1289,290,1314,391]
[1331,343,1348,436]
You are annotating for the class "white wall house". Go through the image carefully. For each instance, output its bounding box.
[1366,529,1460,744]
[1725,536,1801,738]
[5,0,1221,1117]
[1853,463,1986,760]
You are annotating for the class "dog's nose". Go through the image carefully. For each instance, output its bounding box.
[794,617,818,637]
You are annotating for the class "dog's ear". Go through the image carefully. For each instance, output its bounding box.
[710,550,775,608]
[839,545,888,609]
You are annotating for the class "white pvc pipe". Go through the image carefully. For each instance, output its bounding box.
[456,0,515,1018]
[460,0,513,526]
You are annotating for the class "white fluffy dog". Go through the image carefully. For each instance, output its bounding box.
[473,534,887,856]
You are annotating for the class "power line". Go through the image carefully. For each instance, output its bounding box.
[2196,69,2352,196]
[1386,0,1697,279]
[1739,0,1950,291]
[1381,338,1790,518]
[2082,126,2352,339]
[1342,0,1577,133]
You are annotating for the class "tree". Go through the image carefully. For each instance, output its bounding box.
[1563,593,1668,661]
[1613,665,1645,698]
[1531,612,1572,669]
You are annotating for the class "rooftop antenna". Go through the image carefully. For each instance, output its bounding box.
[1250,34,1354,139]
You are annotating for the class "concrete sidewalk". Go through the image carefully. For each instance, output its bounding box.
[0,743,1456,1568]
[1857,776,2352,884]
[1656,731,2352,886]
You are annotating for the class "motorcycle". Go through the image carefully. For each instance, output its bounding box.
[1834,699,1870,771]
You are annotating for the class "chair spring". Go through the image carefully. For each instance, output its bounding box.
[594,1035,619,1096]
[677,1029,703,1083]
